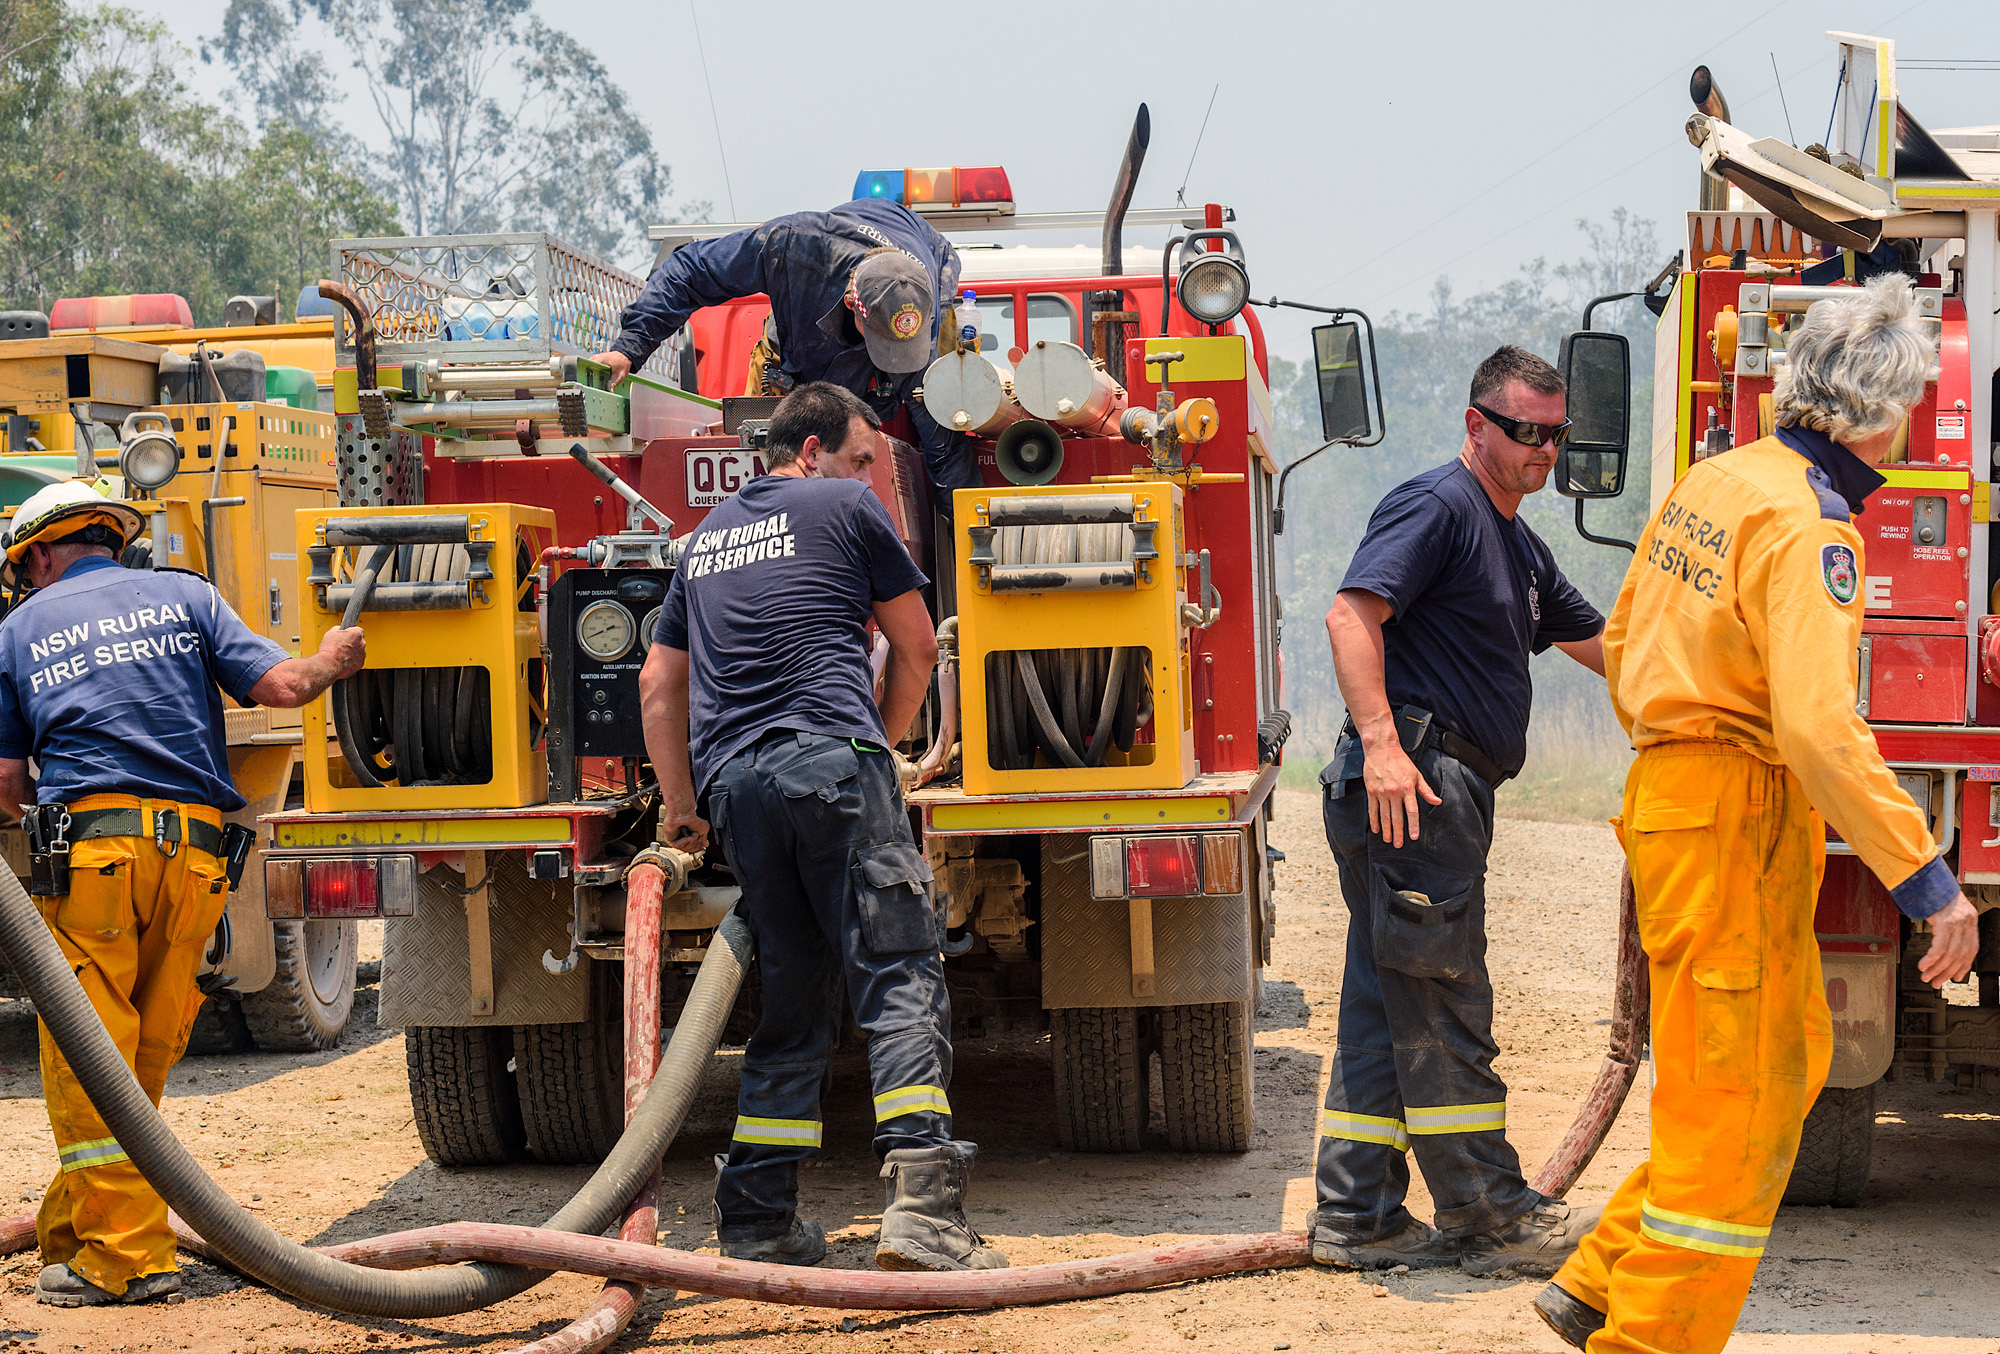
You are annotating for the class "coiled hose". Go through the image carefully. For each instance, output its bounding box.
[0,855,750,1319]
[983,523,1152,770]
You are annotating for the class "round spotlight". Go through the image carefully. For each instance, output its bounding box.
[1176,231,1251,327]
[118,421,180,492]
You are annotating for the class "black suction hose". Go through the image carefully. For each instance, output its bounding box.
[0,861,752,1319]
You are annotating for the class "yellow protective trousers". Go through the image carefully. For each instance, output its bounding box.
[1556,742,1832,1354]
[34,794,228,1297]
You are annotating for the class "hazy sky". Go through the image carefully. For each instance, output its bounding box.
[139,0,2000,360]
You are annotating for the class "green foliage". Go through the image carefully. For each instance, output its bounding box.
[1274,212,1673,819]
[0,1,401,322]
[211,0,681,269]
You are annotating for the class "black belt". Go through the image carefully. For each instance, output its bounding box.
[64,806,223,859]
[1341,707,1507,787]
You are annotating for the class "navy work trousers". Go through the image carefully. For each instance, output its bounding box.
[708,730,954,1239]
[1314,737,1540,1241]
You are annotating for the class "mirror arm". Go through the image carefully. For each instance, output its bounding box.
[1160,235,1185,335]
[1575,496,1635,553]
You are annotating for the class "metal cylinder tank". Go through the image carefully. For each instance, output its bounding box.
[921,352,1024,437]
[1013,340,1127,436]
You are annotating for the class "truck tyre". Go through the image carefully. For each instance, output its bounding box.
[405,1024,525,1167]
[240,919,357,1052]
[1159,1000,1255,1153]
[1782,1082,1875,1208]
[185,994,254,1055]
[512,960,625,1165]
[1050,1006,1149,1153]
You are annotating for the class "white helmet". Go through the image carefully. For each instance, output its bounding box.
[3,479,145,584]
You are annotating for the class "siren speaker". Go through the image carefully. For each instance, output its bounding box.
[994,419,1064,486]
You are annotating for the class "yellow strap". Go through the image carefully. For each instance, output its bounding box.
[1639,1199,1770,1259]
[1405,1101,1506,1135]
[731,1116,823,1148]
[873,1084,952,1122]
[58,1136,130,1172]
[1320,1109,1410,1152]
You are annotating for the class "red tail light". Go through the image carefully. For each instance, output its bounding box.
[1124,835,1200,897]
[305,859,379,918]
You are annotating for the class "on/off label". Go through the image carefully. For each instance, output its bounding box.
[1937,414,1967,440]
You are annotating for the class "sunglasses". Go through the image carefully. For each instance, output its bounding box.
[1472,402,1571,449]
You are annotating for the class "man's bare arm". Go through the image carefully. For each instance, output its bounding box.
[0,759,29,824]
[1326,588,1439,847]
[871,589,939,745]
[249,628,366,708]
[1555,632,1607,676]
[639,643,707,853]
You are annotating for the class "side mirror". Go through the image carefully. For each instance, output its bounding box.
[1556,330,1630,498]
[1312,321,1372,443]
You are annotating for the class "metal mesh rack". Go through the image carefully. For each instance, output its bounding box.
[329,232,676,377]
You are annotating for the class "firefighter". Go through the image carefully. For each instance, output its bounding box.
[1534,276,1979,1353]
[638,382,1004,1273]
[0,480,364,1307]
[1313,347,1609,1275]
[593,198,971,512]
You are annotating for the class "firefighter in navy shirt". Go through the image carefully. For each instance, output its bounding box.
[592,199,972,512]
[1311,347,1608,1277]
[0,481,364,1307]
[639,382,1004,1273]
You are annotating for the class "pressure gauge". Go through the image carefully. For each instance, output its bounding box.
[640,605,662,651]
[576,600,636,663]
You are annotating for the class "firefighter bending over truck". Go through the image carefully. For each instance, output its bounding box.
[638,382,1004,1272]
[1534,277,1979,1354]
[0,480,365,1308]
[1315,347,1608,1277]
[593,198,973,513]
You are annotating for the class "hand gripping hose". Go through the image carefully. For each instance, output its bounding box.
[0,855,751,1319]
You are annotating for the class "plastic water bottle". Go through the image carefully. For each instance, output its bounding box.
[957,290,980,353]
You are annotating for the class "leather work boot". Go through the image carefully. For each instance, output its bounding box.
[718,1217,828,1266]
[1533,1281,1609,1351]
[1459,1199,1604,1276]
[35,1264,182,1306]
[1307,1212,1457,1269]
[875,1141,1009,1271]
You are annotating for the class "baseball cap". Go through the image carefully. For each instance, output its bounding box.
[847,252,934,374]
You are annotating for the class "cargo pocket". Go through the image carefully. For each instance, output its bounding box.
[55,840,136,938]
[1371,872,1478,980]
[169,850,231,947]
[1693,961,1762,1093]
[1628,798,1720,921]
[774,739,861,804]
[852,843,938,955]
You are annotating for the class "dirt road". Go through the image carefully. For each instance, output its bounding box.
[2,789,1997,1352]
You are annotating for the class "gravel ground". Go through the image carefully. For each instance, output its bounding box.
[0,789,1996,1352]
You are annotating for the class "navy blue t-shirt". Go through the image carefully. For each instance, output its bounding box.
[1340,459,1602,780]
[655,474,928,791]
[0,557,291,810]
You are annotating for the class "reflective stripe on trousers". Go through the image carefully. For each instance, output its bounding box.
[1555,741,1831,1354]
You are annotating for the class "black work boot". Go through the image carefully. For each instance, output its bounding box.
[717,1217,828,1266]
[1308,1211,1458,1269]
[1533,1282,1609,1351]
[35,1264,181,1306]
[1460,1199,1603,1276]
[875,1140,1009,1271]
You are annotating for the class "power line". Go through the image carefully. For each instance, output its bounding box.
[1297,0,1796,300]
[1177,84,1220,208]
[1771,51,1796,143]
[687,0,736,220]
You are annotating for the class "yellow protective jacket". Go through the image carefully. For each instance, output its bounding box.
[1604,432,1957,917]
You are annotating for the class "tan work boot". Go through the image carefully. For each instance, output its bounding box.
[875,1141,1008,1271]
[718,1217,828,1266]
[35,1264,182,1306]
[1459,1199,1603,1276]
[1308,1212,1458,1269]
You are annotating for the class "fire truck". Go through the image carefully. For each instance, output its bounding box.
[0,293,361,1053]
[1556,32,2000,1204]
[257,113,1379,1164]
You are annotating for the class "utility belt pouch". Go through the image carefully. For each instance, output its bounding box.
[1394,706,1435,756]
[24,805,70,897]
[220,822,255,891]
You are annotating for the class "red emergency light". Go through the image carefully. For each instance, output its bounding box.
[851,166,1014,216]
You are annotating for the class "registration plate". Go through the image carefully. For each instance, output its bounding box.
[684,449,766,506]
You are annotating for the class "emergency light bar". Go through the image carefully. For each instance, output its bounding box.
[852,166,1015,217]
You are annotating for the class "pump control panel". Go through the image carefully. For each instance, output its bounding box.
[546,566,672,801]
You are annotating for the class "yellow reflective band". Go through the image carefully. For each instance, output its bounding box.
[58,1136,129,1173]
[1639,1199,1770,1259]
[873,1084,952,1122]
[731,1116,823,1148]
[1406,1101,1506,1135]
[1319,1109,1409,1152]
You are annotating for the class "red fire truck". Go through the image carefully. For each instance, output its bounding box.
[1557,33,2000,1203]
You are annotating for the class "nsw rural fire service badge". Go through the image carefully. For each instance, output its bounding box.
[1821,542,1858,605]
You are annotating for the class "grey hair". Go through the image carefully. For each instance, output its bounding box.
[1773,274,1933,443]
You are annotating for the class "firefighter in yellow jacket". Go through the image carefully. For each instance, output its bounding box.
[0,481,364,1306]
[1531,276,1979,1353]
